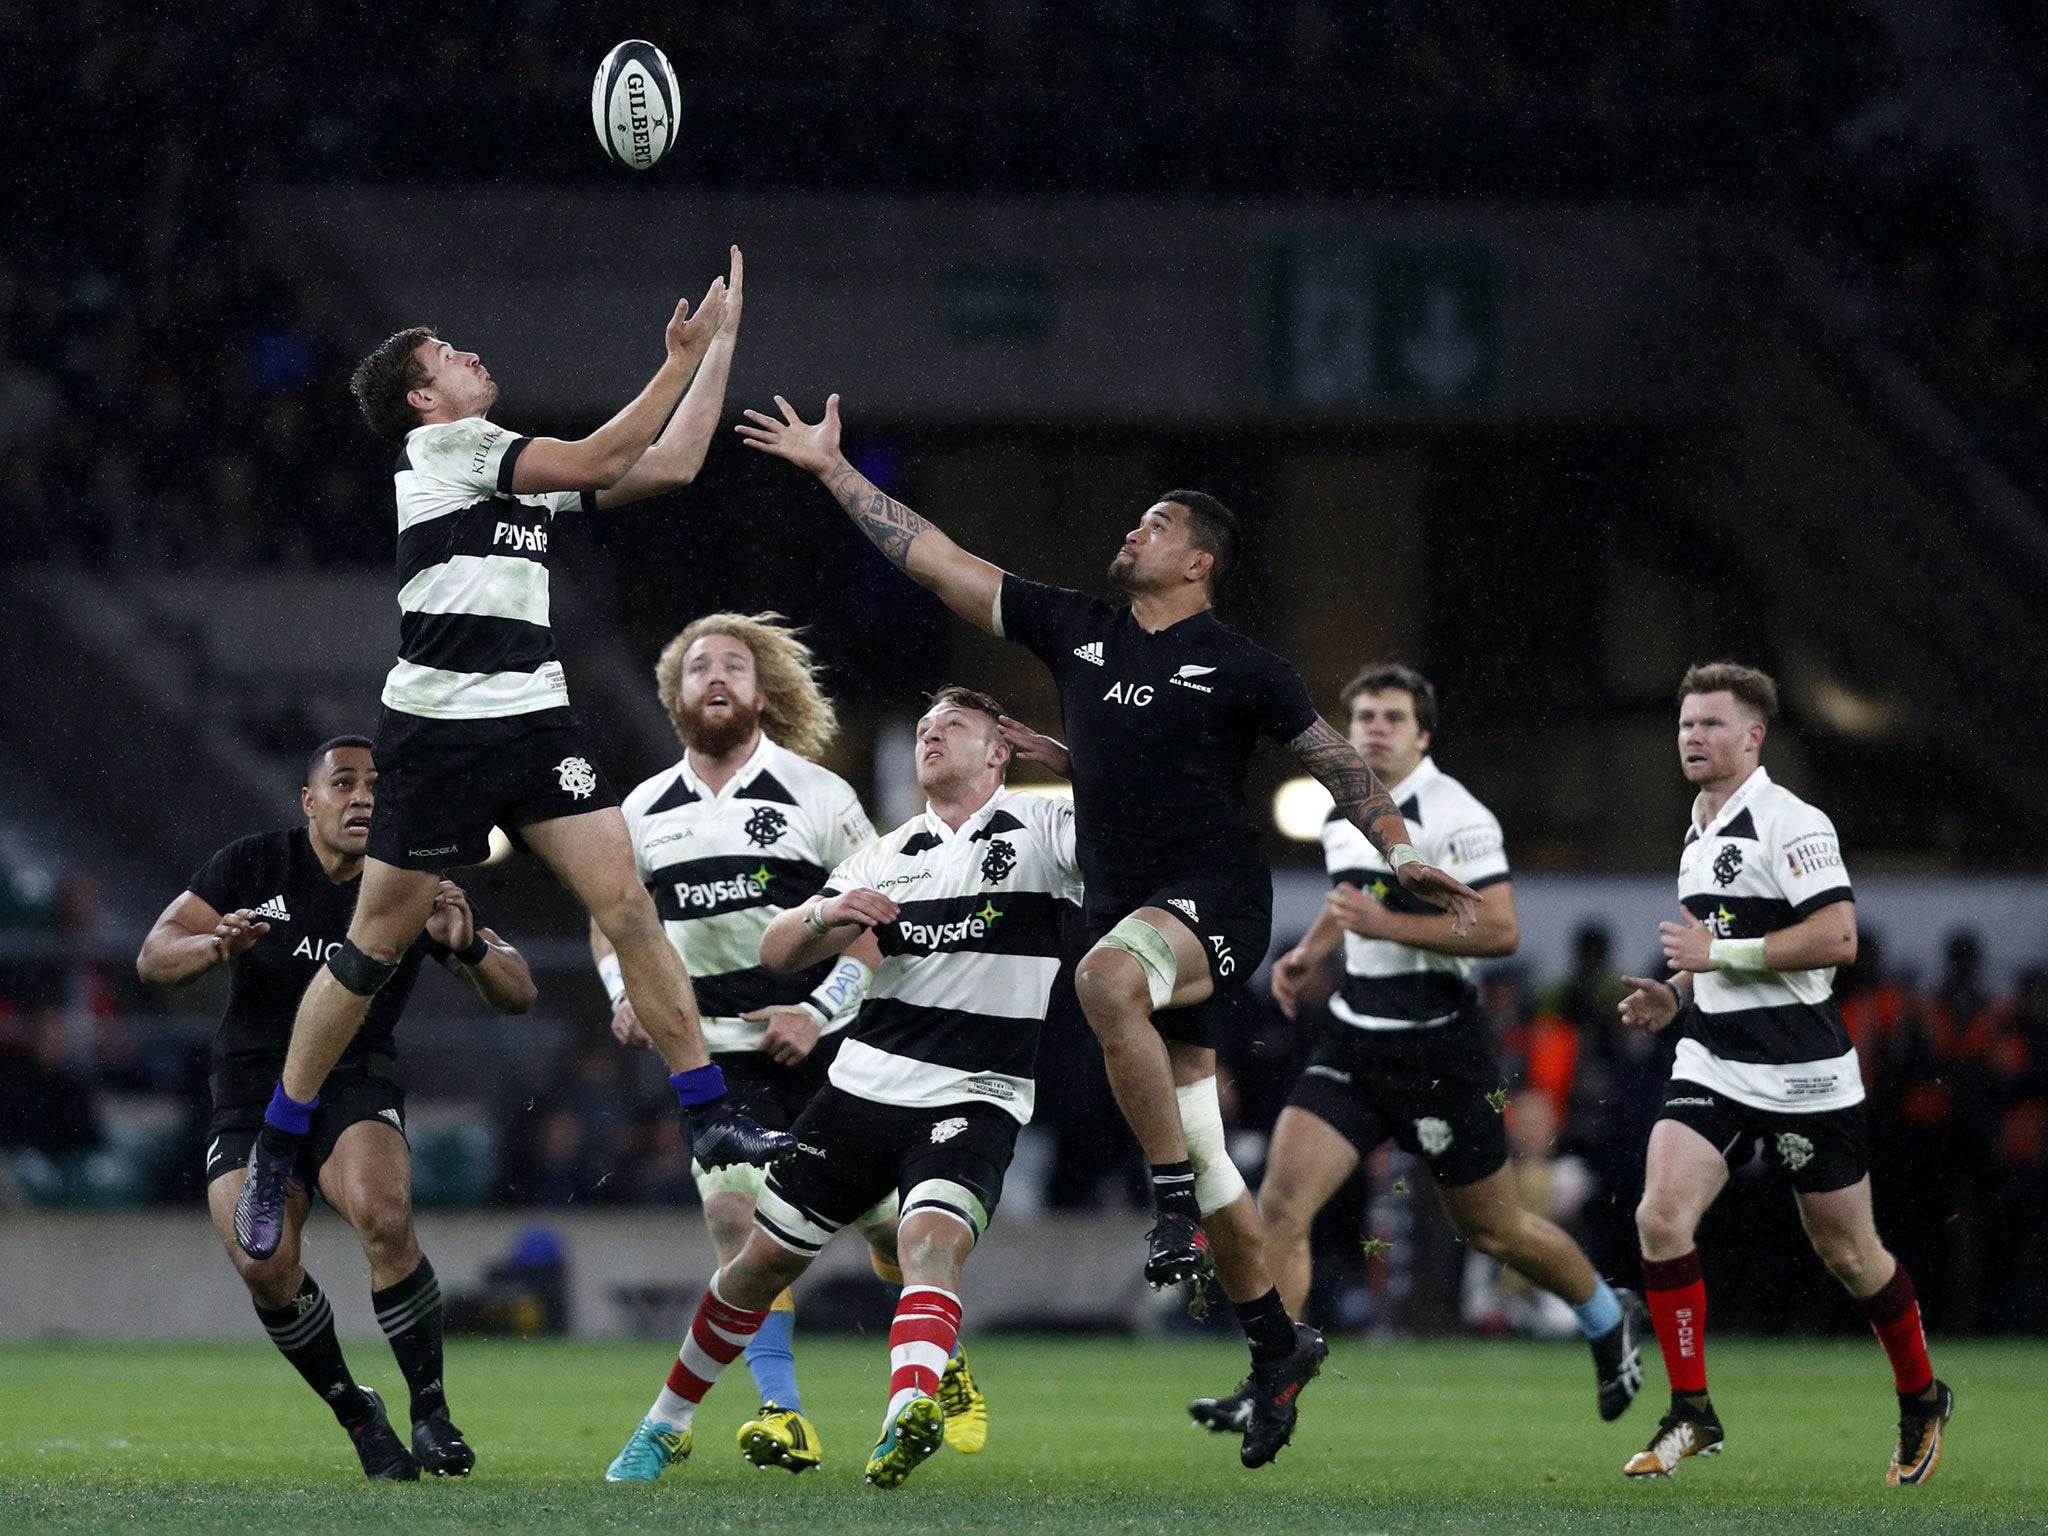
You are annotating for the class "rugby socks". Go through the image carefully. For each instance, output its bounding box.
[255,1273,359,1420]
[372,1257,448,1422]
[1149,1160,1200,1220]
[1641,1250,1709,1399]
[885,1285,963,1423]
[744,1292,802,1412]
[649,1272,769,1429]
[1860,1263,1935,1400]
[262,1082,320,1136]
[1570,1277,1624,1340]
[669,1065,729,1113]
[1232,1288,1297,1366]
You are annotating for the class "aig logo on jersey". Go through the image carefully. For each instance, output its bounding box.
[1104,682,1154,707]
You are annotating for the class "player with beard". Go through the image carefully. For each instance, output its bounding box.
[598,614,986,1479]
[138,737,537,1478]
[235,249,791,1269]
[739,395,1478,1468]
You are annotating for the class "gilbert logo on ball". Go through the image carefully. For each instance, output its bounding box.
[592,40,680,171]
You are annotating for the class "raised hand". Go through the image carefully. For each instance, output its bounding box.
[736,393,843,477]
[666,275,729,360]
[717,246,743,342]
[425,879,475,952]
[998,716,1070,778]
[1659,908,1714,972]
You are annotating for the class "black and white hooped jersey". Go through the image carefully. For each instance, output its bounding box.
[186,829,455,1104]
[1321,757,1511,1032]
[818,787,1083,1125]
[1674,766,1859,1112]
[624,737,876,1056]
[381,417,598,720]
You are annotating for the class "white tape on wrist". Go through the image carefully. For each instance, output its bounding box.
[804,956,872,1027]
[803,903,834,938]
[596,953,626,1008]
[1388,843,1423,871]
[1708,936,1770,973]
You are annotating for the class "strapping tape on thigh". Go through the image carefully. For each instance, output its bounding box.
[1097,917,1178,1010]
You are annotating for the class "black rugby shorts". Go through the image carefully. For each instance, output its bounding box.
[1086,866,1273,1048]
[1284,1009,1508,1188]
[367,705,619,870]
[204,1063,408,1191]
[1657,1078,1869,1194]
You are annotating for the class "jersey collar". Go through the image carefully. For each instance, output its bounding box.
[1692,764,1771,840]
[680,732,777,801]
[920,784,1013,845]
[1381,755,1440,805]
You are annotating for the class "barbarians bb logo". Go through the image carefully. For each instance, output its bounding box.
[555,756,598,800]
[1415,1116,1454,1156]
[1712,844,1743,887]
[1775,1131,1816,1171]
[979,837,1017,884]
[743,806,789,848]
[930,1116,969,1144]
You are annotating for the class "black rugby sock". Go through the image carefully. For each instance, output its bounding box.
[1149,1160,1200,1219]
[255,1273,360,1420]
[1233,1288,1297,1366]
[372,1257,448,1422]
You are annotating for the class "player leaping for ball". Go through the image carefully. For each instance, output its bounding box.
[740,394,1478,1467]
[234,248,793,1264]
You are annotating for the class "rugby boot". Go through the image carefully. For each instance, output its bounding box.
[1188,1377,1255,1434]
[864,1394,945,1489]
[1240,1323,1329,1469]
[1143,1211,1214,1288]
[937,1349,988,1453]
[1591,1288,1650,1422]
[232,1127,300,1260]
[737,1402,822,1473]
[606,1417,691,1482]
[341,1387,419,1481]
[411,1408,475,1476]
[1887,1380,1955,1485]
[1623,1403,1725,1478]
[688,1103,795,1171]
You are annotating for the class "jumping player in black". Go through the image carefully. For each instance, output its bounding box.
[740,394,1478,1467]
[138,736,537,1479]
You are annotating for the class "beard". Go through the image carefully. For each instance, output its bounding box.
[1106,549,1139,593]
[675,694,762,758]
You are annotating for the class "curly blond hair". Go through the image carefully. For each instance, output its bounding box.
[654,611,839,762]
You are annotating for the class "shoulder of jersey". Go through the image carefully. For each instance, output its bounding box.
[1757,775,1829,829]
[622,760,687,819]
[1420,767,1497,824]
[758,740,860,803]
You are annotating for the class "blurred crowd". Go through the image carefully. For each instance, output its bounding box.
[11,0,2037,586]
[8,877,2045,1333]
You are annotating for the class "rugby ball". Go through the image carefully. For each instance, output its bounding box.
[591,41,680,172]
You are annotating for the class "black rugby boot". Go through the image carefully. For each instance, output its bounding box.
[1240,1323,1329,1469]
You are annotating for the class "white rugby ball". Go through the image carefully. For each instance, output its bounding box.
[591,41,680,172]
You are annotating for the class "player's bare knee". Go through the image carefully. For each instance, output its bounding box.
[350,1195,416,1266]
[1635,1196,1691,1256]
[236,1253,301,1309]
[1463,1216,1515,1262]
[590,881,659,945]
[1073,949,1146,1025]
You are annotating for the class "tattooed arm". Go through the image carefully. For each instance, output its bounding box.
[737,392,1005,630]
[1287,716,1482,934]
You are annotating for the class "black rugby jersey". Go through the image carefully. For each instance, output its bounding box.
[995,574,1319,889]
[187,829,455,1104]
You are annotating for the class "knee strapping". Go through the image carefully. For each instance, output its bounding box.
[328,939,400,997]
[1096,918,1178,1011]
[901,1179,989,1241]
[1176,1076,1247,1215]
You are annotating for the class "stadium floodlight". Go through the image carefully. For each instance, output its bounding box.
[1272,776,1332,842]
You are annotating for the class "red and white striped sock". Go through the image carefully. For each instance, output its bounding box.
[649,1271,770,1428]
[884,1285,962,1423]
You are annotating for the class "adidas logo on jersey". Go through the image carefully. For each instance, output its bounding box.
[1073,641,1105,666]
[252,895,291,922]
[378,1108,404,1132]
[1168,898,1199,922]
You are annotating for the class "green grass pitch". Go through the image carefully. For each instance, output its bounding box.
[3,1335,2043,1533]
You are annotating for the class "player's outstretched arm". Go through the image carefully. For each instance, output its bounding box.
[510,272,730,495]
[136,892,267,986]
[1269,903,1345,1020]
[596,246,746,508]
[736,393,1006,631]
[1326,878,1519,958]
[1288,716,1481,935]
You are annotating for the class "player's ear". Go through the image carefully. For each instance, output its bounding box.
[301,784,315,817]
